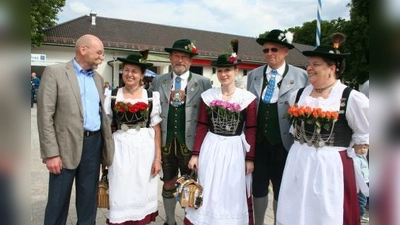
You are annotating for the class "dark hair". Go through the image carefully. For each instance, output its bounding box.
[122,62,146,74]
[321,58,346,79]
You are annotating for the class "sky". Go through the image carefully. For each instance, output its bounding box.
[57,0,351,38]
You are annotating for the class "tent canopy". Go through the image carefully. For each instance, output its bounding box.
[145,69,158,77]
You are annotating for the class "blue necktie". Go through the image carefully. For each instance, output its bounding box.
[175,76,182,90]
[263,69,277,103]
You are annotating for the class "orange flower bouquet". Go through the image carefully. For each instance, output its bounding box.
[287,105,339,133]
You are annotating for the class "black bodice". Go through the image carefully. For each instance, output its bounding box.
[208,109,246,136]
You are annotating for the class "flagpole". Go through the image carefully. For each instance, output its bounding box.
[316,0,322,47]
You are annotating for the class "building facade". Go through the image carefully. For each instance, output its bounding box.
[31,13,313,88]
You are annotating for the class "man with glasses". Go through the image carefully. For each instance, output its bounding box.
[247,29,309,225]
[151,39,211,225]
[37,34,114,225]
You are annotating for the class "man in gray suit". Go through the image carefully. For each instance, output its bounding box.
[151,39,212,225]
[37,34,114,225]
[247,29,309,225]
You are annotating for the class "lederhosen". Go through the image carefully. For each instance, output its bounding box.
[161,73,192,193]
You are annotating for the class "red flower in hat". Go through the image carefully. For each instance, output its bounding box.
[185,42,198,54]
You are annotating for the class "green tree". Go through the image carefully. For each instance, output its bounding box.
[31,0,65,47]
[287,18,348,46]
[342,0,369,87]
[258,0,369,88]
[259,19,348,46]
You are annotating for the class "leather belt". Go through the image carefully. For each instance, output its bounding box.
[83,130,100,137]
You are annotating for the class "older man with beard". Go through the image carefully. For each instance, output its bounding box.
[151,39,212,225]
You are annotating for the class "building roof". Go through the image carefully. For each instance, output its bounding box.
[43,14,313,66]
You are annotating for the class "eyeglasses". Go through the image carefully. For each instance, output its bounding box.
[262,48,280,54]
[84,46,106,57]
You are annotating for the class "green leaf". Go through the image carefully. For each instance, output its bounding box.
[31,0,66,46]
[323,123,332,131]
[316,126,321,134]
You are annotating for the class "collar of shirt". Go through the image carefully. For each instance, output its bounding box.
[173,71,190,90]
[73,59,94,77]
[72,59,101,131]
[266,62,286,79]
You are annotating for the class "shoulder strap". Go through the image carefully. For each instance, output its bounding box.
[110,88,118,104]
[110,88,119,128]
[146,89,153,128]
[340,86,353,114]
[261,65,269,89]
[336,86,353,142]
[277,64,289,88]
[295,87,305,104]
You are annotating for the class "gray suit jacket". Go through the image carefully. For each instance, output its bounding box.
[37,60,114,169]
[151,72,212,151]
[247,64,309,150]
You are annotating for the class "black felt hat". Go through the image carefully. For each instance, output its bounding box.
[211,53,242,67]
[302,33,350,59]
[211,39,242,67]
[164,39,199,56]
[302,45,350,59]
[256,29,295,49]
[117,50,153,68]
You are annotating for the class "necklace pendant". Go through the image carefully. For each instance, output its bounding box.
[135,124,141,131]
[121,124,129,131]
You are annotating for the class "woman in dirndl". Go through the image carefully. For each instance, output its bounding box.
[276,33,369,225]
[184,40,257,225]
[105,52,162,225]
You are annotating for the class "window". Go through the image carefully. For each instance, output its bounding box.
[189,66,203,75]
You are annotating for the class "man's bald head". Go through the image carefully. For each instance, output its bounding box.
[75,34,102,52]
[74,34,105,71]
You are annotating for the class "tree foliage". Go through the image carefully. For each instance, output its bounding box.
[258,18,348,46]
[258,0,369,87]
[342,0,369,86]
[31,0,65,47]
[287,18,348,46]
